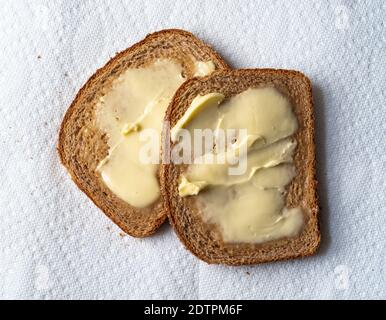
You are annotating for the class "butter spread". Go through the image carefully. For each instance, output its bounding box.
[193,61,216,77]
[174,87,304,243]
[171,93,225,142]
[96,59,216,208]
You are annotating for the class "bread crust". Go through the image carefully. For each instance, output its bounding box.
[58,29,229,237]
[161,69,320,265]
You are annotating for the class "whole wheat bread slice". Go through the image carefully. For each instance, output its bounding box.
[58,29,229,237]
[161,69,320,265]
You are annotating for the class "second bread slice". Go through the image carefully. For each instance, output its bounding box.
[161,69,320,265]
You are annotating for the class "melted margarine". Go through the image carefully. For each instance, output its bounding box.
[175,87,304,243]
[95,59,216,208]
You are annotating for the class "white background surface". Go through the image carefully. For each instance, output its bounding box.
[0,0,385,299]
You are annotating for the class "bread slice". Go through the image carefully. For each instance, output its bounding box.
[161,69,320,265]
[58,29,229,237]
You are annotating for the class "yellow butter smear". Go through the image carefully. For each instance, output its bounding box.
[95,59,216,208]
[175,87,304,243]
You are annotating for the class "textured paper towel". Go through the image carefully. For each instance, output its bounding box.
[0,0,385,299]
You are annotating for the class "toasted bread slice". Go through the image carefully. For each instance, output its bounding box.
[58,29,229,237]
[161,69,320,265]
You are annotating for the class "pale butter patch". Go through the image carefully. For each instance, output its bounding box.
[96,59,185,208]
[193,60,216,77]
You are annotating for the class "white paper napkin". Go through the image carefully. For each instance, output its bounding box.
[0,0,385,299]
